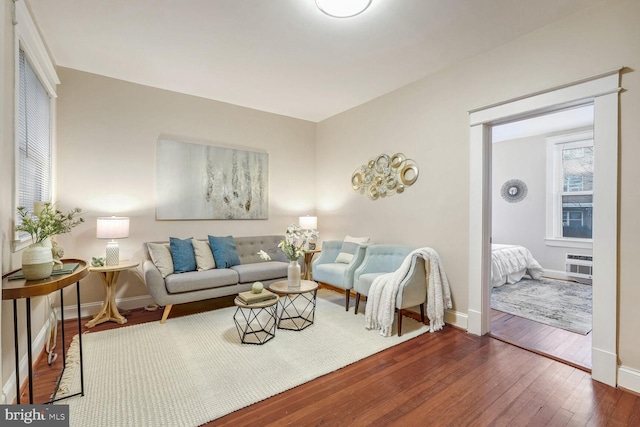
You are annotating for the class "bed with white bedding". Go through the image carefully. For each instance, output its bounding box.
[491,244,544,288]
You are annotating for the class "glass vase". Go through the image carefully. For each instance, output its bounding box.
[288,260,301,288]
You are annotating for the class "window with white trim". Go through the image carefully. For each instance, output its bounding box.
[13,0,59,249]
[547,132,594,242]
[15,47,52,243]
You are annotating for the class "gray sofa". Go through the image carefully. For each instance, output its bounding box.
[141,235,289,323]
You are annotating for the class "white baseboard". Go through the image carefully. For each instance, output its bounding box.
[543,269,574,281]
[543,269,592,284]
[55,294,155,320]
[445,309,468,330]
[618,365,640,394]
[592,346,618,387]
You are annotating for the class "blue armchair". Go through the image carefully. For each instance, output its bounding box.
[312,240,368,310]
[353,245,427,336]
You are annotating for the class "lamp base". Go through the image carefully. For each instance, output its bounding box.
[105,241,120,266]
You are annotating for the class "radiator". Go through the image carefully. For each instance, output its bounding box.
[566,253,593,284]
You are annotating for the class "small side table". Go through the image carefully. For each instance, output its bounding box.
[2,259,88,404]
[233,296,279,345]
[86,260,139,328]
[302,249,321,280]
[269,280,318,331]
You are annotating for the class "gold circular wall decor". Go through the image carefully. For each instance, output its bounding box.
[351,171,363,190]
[390,153,405,169]
[375,154,390,173]
[400,164,418,186]
[351,152,419,200]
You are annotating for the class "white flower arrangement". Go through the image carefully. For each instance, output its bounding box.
[258,224,319,262]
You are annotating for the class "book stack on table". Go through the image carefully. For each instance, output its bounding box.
[238,289,277,304]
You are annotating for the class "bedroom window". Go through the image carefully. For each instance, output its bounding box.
[546,131,594,247]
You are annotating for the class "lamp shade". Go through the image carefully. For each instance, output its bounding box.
[299,216,318,230]
[96,217,130,239]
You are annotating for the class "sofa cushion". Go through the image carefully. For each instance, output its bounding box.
[208,235,241,268]
[335,235,370,264]
[192,239,216,271]
[231,261,288,284]
[170,237,197,273]
[147,242,174,278]
[164,268,239,294]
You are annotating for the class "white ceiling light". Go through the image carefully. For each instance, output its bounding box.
[316,0,372,18]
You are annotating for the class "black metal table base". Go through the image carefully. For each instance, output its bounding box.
[277,289,317,331]
[13,280,84,404]
[233,303,278,345]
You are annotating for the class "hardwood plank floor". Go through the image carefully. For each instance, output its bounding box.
[490,308,592,370]
[16,294,640,426]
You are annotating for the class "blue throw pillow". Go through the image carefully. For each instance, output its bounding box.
[208,235,241,268]
[169,237,196,273]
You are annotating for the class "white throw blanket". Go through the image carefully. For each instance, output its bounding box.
[365,247,452,336]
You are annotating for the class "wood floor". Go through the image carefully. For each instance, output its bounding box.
[490,309,592,371]
[17,294,640,426]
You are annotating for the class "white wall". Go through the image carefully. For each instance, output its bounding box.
[53,67,317,304]
[492,135,592,272]
[316,0,640,372]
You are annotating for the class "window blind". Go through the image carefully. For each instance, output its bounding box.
[16,48,52,239]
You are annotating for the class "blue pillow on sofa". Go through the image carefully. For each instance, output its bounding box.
[208,235,241,268]
[169,237,196,273]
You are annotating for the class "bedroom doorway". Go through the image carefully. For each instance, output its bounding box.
[468,69,621,387]
[489,106,594,370]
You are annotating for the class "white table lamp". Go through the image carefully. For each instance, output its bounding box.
[299,216,317,231]
[97,216,130,266]
[299,216,318,250]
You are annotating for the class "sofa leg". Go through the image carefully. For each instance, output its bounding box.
[397,309,403,337]
[354,293,361,314]
[420,303,426,324]
[160,304,173,324]
[345,291,350,311]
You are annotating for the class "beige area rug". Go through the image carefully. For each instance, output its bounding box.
[56,289,429,427]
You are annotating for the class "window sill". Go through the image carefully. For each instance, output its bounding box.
[545,238,593,249]
[13,238,32,253]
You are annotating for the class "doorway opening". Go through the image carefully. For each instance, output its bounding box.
[467,69,621,386]
[488,105,594,371]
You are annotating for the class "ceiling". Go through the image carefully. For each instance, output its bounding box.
[27,0,602,122]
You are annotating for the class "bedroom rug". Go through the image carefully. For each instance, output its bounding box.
[491,277,592,335]
[55,289,428,427]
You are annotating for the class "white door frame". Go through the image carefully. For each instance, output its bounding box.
[467,69,621,387]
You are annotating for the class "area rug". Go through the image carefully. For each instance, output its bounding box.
[491,277,592,334]
[55,289,428,427]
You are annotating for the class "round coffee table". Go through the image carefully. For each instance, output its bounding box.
[269,280,318,331]
[233,296,279,345]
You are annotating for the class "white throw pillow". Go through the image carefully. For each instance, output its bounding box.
[192,239,216,271]
[335,235,370,264]
[147,242,174,278]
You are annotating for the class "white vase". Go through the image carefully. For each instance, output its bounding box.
[288,260,301,288]
[22,242,54,280]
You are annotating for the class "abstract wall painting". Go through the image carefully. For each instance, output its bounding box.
[156,138,268,220]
